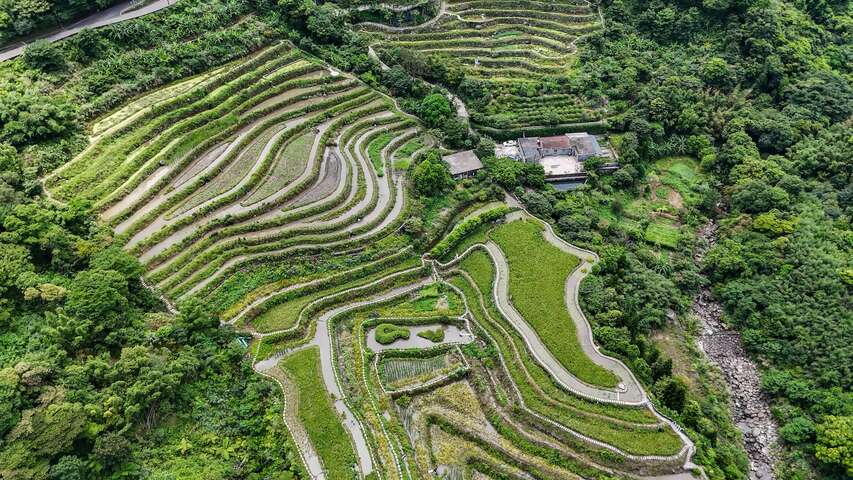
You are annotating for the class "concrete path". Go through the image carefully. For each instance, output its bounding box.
[253,362,326,480]
[312,279,432,477]
[483,240,645,405]
[499,197,704,475]
[0,0,173,62]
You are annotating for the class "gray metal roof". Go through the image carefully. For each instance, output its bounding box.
[442,150,483,175]
[518,137,540,162]
[566,132,603,157]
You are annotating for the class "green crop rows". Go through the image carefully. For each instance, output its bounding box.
[45,37,694,479]
[490,219,620,387]
[279,347,358,478]
[363,0,606,131]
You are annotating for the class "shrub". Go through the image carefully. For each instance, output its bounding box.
[374,323,410,344]
[22,40,65,71]
[417,327,445,343]
[412,150,453,196]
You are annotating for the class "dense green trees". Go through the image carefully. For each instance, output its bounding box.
[411,150,452,197]
[0,3,308,478]
[0,0,126,42]
[563,0,853,476]
[0,185,302,478]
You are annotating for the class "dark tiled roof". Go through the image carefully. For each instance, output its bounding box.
[442,150,483,175]
[540,135,571,149]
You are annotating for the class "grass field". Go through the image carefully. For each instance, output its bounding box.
[279,347,357,479]
[645,219,681,248]
[490,219,619,388]
[392,137,424,170]
[377,282,463,317]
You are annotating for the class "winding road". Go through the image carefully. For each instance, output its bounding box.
[0,0,174,62]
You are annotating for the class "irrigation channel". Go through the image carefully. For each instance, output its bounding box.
[43,32,709,480]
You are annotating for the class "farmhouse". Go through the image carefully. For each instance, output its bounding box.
[496,132,617,180]
[442,150,483,179]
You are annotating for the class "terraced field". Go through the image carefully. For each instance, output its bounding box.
[46,40,703,480]
[361,0,607,133]
[46,41,428,335]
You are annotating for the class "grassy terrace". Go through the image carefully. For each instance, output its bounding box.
[45,29,696,478]
[49,40,425,352]
[489,220,620,388]
[375,282,463,317]
[279,347,357,478]
[248,257,421,332]
[449,250,684,456]
[365,0,605,131]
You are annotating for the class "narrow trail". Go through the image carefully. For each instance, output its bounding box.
[483,241,641,404]
[311,278,433,477]
[253,364,326,480]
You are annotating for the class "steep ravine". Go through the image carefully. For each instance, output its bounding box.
[692,221,778,480]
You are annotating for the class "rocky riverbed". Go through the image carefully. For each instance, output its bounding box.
[692,221,778,480]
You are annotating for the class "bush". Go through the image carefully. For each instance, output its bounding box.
[22,40,65,71]
[419,93,452,128]
[428,206,512,258]
[412,150,452,196]
[417,327,445,343]
[374,323,411,344]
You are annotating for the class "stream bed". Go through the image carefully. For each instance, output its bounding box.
[692,221,778,480]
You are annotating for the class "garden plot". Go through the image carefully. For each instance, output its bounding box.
[599,155,707,250]
[366,324,473,351]
[376,282,464,317]
[243,130,317,205]
[379,353,459,390]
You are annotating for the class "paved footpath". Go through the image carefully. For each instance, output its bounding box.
[484,240,646,405]
[312,278,432,478]
[0,0,173,62]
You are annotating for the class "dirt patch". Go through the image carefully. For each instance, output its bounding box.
[650,329,698,391]
[435,295,449,311]
[667,189,684,209]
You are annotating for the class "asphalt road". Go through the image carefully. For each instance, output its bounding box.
[0,0,173,62]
